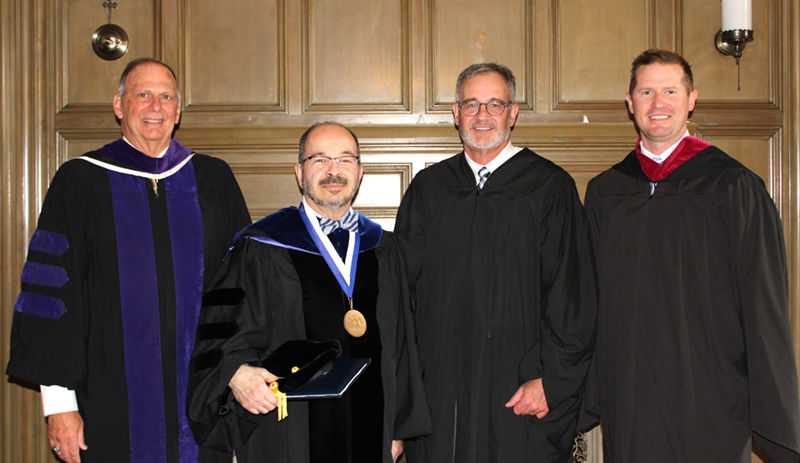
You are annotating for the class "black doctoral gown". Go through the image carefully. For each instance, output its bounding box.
[187,207,431,463]
[6,139,251,462]
[581,145,800,462]
[394,149,596,462]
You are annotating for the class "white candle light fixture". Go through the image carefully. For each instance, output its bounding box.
[715,0,753,90]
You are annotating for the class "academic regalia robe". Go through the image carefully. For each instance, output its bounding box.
[186,207,431,463]
[580,141,800,462]
[6,139,251,463]
[394,149,596,462]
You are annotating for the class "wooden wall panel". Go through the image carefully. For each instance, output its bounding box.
[304,0,409,111]
[713,136,775,188]
[682,0,774,103]
[698,128,782,203]
[428,0,531,109]
[555,0,649,105]
[185,0,284,109]
[355,163,410,207]
[60,132,119,160]
[65,1,157,107]
[3,1,799,462]
[231,162,298,219]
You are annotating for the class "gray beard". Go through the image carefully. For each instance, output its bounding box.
[459,120,511,151]
[302,175,358,211]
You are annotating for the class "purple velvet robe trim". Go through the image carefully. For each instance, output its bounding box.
[21,261,69,288]
[28,230,69,255]
[109,170,168,462]
[165,162,203,463]
[13,292,66,319]
[98,139,192,174]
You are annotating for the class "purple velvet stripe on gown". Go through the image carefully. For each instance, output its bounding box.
[20,261,69,287]
[109,171,168,462]
[165,161,202,463]
[28,229,69,255]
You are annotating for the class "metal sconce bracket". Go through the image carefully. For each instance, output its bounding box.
[714,29,753,91]
[92,1,128,61]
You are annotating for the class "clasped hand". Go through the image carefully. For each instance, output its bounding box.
[229,365,279,415]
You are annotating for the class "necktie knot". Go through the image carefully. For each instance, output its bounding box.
[318,209,359,234]
[477,166,491,189]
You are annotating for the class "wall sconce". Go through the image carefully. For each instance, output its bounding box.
[714,0,753,91]
[92,1,128,61]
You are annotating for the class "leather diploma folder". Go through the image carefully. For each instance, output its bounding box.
[287,357,371,400]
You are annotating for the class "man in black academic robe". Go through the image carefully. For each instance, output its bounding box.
[579,49,800,462]
[187,122,431,463]
[394,63,596,462]
[6,58,251,463]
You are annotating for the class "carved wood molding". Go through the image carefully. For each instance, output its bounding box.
[696,124,784,214]
[301,0,411,113]
[361,162,413,197]
[551,0,657,112]
[180,0,288,113]
[425,0,535,113]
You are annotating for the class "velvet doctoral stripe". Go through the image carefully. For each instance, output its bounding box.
[13,292,66,319]
[13,230,70,319]
[164,162,203,463]
[109,171,168,462]
[28,229,69,255]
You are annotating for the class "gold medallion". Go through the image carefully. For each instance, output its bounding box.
[343,309,367,337]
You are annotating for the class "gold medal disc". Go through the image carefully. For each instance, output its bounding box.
[343,309,367,337]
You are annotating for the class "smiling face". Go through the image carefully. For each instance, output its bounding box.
[626,62,698,155]
[453,71,519,163]
[112,62,181,157]
[294,124,364,220]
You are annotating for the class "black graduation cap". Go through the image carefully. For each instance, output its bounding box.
[259,339,342,393]
[256,339,372,421]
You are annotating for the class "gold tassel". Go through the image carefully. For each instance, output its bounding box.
[269,381,288,421]
[269,367,298,421]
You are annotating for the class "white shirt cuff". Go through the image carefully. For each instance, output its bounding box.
[40,384,79,417]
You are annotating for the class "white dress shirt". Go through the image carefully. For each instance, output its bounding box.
[638,130,690,165]
[463,142,524,186]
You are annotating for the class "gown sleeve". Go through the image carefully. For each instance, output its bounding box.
[379,234,432,440]
[728,173,800,461]
[393,178,425,295]
[519,174,597,411]
[575,178,603,431]
[6,161,92,389]
[186,238,281,450]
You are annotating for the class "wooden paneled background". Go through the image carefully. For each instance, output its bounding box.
[2,1,798,461]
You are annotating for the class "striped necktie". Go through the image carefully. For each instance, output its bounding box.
[477,166,491,189]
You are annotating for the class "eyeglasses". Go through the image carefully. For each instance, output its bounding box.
[457,99,511,116]
[302,154,360,169]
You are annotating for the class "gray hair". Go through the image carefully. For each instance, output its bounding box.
[455,63,516,102]
[117,57,182,104]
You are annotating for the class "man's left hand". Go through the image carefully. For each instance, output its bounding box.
[504,378,549,418]
[47,411,87,463]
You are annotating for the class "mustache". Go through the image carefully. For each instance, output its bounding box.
[469,119,498,129]
[319,176,348,186]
